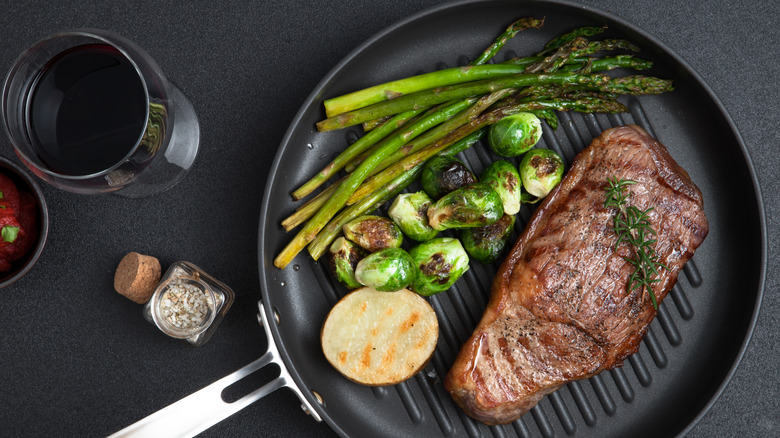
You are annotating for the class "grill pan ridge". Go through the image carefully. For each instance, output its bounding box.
[258,1,765,437]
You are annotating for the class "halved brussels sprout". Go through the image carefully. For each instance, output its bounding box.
[427,183,503,231]
[420,155,477,199]
[409,237,470,296]
[480,160,522,215]
[460,213,516,264]
[343,215,403,252]
[388,191,438,242]
[354,248,417,292]
[488,112,543,157]
[329,237,368,289]
[519,148,564,198]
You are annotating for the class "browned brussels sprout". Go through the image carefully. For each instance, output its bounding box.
[408,237,470,296]
[480,160,522,215]
[488,112,543,157]
[427,183,503,231]
[343,215,403,252]
[460,214,516,264]
[519,148,564,198]
[354,248,417,292]
[388,191,438,242]
[328,237,368,289]
[420,155,477,199]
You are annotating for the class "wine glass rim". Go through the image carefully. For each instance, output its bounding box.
[2,28,157,182]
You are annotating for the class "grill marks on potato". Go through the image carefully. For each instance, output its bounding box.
[360,344,373,371]
[321,287,438,386]
[400,311,420,332]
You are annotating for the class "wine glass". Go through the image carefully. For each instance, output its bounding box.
[1,29,199,198]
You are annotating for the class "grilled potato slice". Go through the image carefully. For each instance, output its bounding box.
[321,287,439,386]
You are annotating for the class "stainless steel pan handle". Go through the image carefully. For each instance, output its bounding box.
[109,301,321,437]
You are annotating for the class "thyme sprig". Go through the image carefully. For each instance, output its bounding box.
[603,176,668,308]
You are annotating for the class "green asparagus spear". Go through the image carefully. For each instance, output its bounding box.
[565,55,653,72]
[345,104,451,172]
[470,17,544,65]
[582,39,641,55]
[324,34,645,125]
[362,116,391,131]
[291,109,421,200]
[512,55,652,72]
[526,38,641,74]
[524,96,628,113]
[282,180,339,231]
[322,64,537,118]
[524,37,589,73]
[530,109,559,130]
[538,26,606,55]
[602,75,674,95]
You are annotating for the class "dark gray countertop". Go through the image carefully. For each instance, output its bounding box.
[0,0,776,436]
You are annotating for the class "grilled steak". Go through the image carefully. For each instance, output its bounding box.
[444,125,709,425]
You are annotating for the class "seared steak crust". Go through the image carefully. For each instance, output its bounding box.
[444,125,709,425]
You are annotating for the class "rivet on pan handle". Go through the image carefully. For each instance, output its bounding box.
[108,300,321,438]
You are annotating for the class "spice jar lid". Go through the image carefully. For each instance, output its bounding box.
[149,276,217,339]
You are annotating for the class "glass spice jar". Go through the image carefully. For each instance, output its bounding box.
[143,261,235,346]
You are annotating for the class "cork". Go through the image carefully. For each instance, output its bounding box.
[114,252,162,304]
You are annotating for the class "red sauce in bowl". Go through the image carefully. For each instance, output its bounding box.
[0,173,38,271]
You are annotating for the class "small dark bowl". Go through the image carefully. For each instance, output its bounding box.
[0,156,48,288]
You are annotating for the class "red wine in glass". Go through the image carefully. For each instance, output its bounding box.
[2,29,199,197]
[28,44,148,176]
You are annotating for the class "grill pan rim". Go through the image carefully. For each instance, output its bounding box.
[257,0,767,436]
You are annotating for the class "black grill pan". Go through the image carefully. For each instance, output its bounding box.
[111,1,767,436]
[256,1,765,437]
